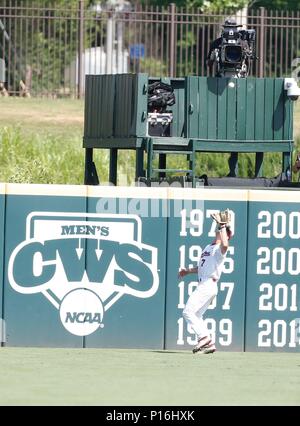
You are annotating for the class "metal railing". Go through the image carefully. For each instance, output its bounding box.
[0,1,300,97]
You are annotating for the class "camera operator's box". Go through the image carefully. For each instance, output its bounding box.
[83,73,293,152]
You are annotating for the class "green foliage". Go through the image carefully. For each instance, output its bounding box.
[141,0,300,10]
[1,0,100,96]
[251,0,300,10]
[202,0,248,12]
[0,98,299,185]
[0,125,297,185]
[0,124,132,185]
[138,57,168,76]
[140,0,248,11]
[0,126,81,184]
[162,152,284,180]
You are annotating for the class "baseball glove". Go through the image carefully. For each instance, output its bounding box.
[211,208,231,225]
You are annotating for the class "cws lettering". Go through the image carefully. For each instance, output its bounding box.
[8,212,159,336]
[11,238,154,292]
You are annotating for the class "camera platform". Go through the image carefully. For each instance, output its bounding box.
[83,73,294,187]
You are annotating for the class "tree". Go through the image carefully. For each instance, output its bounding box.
[140,0,300,10]
[203,1,249,11]
[249,0,300,10]
[0,0,99,95]
[140,1,249,11]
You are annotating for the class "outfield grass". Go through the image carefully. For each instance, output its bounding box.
[0,348,299,406]
[0,98,300,184]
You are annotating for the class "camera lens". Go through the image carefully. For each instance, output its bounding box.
[225,45,242,63]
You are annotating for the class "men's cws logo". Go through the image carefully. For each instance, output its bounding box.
[8,212,159,336]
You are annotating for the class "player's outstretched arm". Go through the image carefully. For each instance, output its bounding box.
[219,225,229,254]
[178,267,198,279]
[211,208,231,255]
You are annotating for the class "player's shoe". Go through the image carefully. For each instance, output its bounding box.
[202,343,216,354]
[192,336,211,354]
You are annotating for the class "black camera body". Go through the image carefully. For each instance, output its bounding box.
[208,20,256,78]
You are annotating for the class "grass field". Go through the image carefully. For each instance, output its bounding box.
[0,97,300,184]
[0,348,299,406]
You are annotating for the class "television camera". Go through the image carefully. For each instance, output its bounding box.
[207,19,257,78]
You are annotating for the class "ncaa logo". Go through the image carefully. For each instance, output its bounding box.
[8,212,159,336]
[60,288,104,336]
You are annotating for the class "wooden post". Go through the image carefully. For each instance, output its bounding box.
[135,148,145,181]
[255,153,264,177]
[109,148,118,186]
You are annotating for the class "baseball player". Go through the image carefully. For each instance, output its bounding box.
[178,209,232,355]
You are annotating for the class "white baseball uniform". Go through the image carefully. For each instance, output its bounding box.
[183,242,227,340]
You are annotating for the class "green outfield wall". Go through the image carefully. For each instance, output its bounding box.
[0,184,299,352]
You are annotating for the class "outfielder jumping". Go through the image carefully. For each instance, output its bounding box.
[178,209,232,355]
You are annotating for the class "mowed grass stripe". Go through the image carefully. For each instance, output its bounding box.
[0,348,299,406]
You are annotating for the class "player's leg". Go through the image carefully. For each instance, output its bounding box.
[194,285,217,330]
[201,342,216,354]
[194,284,218,354]
[187,281,218,353]
[183,286,215,352]
[191,294,216,353]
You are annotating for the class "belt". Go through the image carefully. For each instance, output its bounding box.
[199,277,217,283]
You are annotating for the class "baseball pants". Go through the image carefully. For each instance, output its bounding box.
[183,278,218,340]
